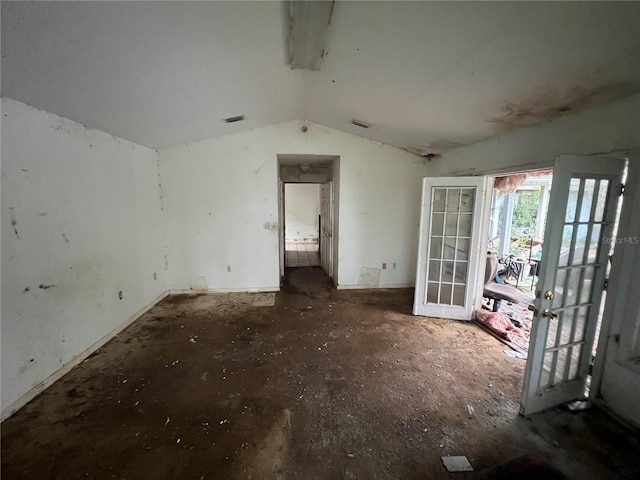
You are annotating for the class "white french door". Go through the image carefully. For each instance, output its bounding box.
[521,155,626,415]
[413,177,492,320]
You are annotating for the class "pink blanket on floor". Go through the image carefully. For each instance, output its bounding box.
[476,310,528,349]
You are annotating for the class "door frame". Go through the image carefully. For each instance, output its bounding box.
[590,149,639,425]
[277,160,339,284]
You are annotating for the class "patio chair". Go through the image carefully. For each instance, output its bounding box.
[483,253,523,312]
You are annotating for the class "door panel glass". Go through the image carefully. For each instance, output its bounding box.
[460,189,474,212]
[446,189,460,211]
[444,213,458,235]
[427,283,439,303]
[455,262,467,283]
[580,267,596,305]
[546,316,559,348]
[554,348,568,384]
[429,236,443,259]
[573,306,589,342]
[433,189,446,212]
[565,178,581,223]
[586,225,601,263]
[579,179,595,222]
[564,268,580,307]
[559,226,573,267]
[443,237,456,259]
[594,180,610,222]
[457,238,469,260]
[432,213,444,235]
[453,285,465,306]
[568,345,582,380]
[541,351,554,388]
[442,261,454,282]
[459,214,472,237]
[428,260,441,282]
[571,225,588,265]
[423,186,476,307]
[560,310,574,344]
[553,270,566,308]
[440,284,452,304]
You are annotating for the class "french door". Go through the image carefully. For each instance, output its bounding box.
[413,177,492,320]
[521,155,625,415]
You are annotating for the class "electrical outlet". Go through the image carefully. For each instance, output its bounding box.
[226,265,231,272]
[118,290,123,300]
[382,263,387,270]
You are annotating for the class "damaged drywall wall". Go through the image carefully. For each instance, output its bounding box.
[1,98,168,419]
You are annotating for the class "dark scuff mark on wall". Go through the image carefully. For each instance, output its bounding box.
[403,139,467,157]
[23,287,30,293]
[254,161,268,175]
[488,83,625,131]
[62,233,70,243]
[9,207,20,238]
[39,284,56,290]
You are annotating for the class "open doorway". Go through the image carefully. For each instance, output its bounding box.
[477,170,554,356]
[277,154,339,286]
[284,183,321,267]
[414,155,627,416]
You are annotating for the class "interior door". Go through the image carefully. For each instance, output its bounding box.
[320,181,333,278]
[521,155,626,416]
[413,177,491,320]
[278,179,285,276]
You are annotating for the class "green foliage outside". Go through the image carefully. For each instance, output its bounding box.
[512,188,540,236]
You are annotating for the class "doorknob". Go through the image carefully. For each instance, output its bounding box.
[527,305,557,319]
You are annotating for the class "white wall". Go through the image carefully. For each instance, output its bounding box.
[159,120,428,291]
[1,98,168,419]
[285,183,319,244]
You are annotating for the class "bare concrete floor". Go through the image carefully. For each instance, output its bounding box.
[2,267,639,479]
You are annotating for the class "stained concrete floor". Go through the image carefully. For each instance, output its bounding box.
[2,267,639,479]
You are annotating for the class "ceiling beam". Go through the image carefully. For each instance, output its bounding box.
[288,1,334,70]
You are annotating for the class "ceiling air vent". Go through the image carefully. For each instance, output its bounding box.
[224,115,245,123]
[352,119,370,129]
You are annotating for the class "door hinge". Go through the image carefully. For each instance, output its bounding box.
[603,278,609,291]
[620,183,625,196]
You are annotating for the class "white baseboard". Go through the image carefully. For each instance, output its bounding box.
[1,290,169,422]
[169,287,280,294]
[336,283,413,290]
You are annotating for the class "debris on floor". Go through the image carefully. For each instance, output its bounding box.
[2,269,639,479]
[476,309,529,352]
[442,455,473,472]
[564,400,593,412]
[252,292,276,307]
[504,349,527,359]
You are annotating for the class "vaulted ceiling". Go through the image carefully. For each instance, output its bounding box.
[2,1,639,152]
